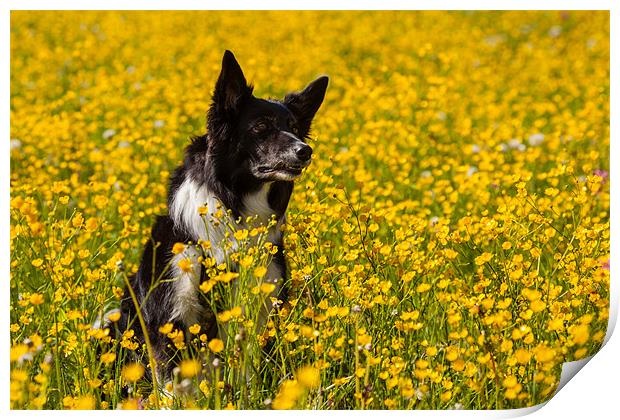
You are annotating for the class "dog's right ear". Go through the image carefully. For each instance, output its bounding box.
[284,76,329,137]
[212,50,253,115]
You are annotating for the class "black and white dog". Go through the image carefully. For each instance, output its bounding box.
[115,50,328,377]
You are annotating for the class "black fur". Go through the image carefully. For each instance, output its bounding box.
[114,50,328,379]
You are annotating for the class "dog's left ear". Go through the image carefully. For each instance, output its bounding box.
[284,76,329,136]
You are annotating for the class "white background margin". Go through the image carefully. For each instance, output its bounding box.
[2,1,616,418]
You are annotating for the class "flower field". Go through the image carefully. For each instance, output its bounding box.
[10,11,610,410]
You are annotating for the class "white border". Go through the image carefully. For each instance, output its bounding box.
[3,1,616,418]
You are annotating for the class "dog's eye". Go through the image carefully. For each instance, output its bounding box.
[287,116,301,136]
[251,122,269,135]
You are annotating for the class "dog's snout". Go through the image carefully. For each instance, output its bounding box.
[295,144,313,162]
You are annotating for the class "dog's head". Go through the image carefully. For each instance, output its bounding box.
[206,50,328,182]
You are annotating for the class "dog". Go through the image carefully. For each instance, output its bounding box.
[114,50,328,380]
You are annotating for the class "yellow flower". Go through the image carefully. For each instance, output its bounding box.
[547,318,564,331]
[218,311,231,323]
[574,348,588,359]
[451,359,465,371]
[544,187,559,197]
[85,217,98,232]
[534,345,556,363]
[384,398,397,409]
[177,257,192,273]
[504,388,518,400]
[514,348,531,364]
[253,266,268,278]
[29,293,44,305]
[474,252,493,265]
[239,255,254,268]
[444,249,458,259]
[570,324,590,345]
[107,311,121,323]
[445,348,459,362]
[158,323,173,334]
[71,212,84,228]
[215,272,239,283]
[502,375,518,388]
[30,333,42,348]
[172,242,186,254]
[10,344,29,362]
[208,338,224,353]
[234,229,248,241]
[416,283,431,293]
[296,366,321,388]
[530,299,546,313]
[101,352,116,365]
[272,380,304,410]
[73,395,96,409]
[199,280,215,293]
[260,283,276,294]
[179,359,202,378]
[121,363,145,382]
[121,399,140,410]
[189,324,201,334]
[440,390,452,402]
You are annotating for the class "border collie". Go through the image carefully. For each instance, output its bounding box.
[114,50,328,379]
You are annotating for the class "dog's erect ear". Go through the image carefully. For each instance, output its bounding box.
[284,76,329,136]
[212,50,253,114]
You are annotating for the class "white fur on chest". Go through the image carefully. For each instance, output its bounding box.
[243,183,274,225]
[170,178,281,256]
[168,177,284,325]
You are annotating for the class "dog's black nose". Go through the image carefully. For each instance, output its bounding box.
[295,144,313,162]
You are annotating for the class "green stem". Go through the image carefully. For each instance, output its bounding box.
[121,272,160,409]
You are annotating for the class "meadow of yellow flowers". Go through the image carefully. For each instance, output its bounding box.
[10,11,610,410]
